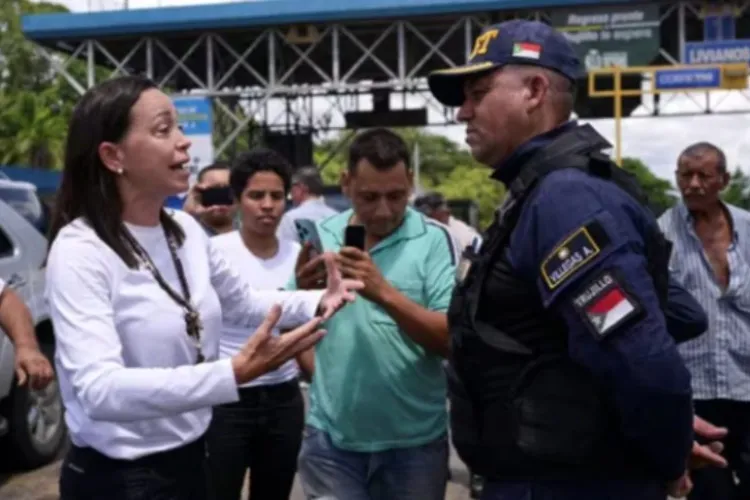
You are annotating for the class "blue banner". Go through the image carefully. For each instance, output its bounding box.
[165,195,185,209]
[172,96,213,136]
[703,14,736,41]
[171,95,215,193]
[683,39,750,65]
[654,67,721,90]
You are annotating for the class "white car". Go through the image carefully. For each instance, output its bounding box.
[0,180,65,469]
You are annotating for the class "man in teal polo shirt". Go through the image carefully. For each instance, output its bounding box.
[290,128,458,500]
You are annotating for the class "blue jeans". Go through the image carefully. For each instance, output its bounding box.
[481,480,668,500]
[297,425,448,500]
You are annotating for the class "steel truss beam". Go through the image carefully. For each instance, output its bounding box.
[32,1,750,156]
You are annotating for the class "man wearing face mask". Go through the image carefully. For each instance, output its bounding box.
[427,20,723,499]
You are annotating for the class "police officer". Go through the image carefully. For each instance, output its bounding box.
[428,20,704,499]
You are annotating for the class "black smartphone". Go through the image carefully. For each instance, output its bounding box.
[199,186,234,207]
[344,225,366,250]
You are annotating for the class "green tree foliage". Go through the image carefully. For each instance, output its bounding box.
[0,86,66,168]
[428,164,504,228]
[722,167,750,209]
[0,0,68,92]
[212,97,256,162]
[0,0,79,169]
[620,157,678,217]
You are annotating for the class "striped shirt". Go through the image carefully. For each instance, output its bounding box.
[424,217,462,272]
[658,202,750,401]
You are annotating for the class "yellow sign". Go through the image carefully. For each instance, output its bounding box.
[721,63,749,90]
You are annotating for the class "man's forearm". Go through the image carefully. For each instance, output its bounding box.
[377,284,450,357]
[296,348,315,381]
[0,290,38,349]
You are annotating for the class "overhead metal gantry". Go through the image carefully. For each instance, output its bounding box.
[21,0,750,157]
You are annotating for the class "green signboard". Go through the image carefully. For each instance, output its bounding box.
[550,5,661,72]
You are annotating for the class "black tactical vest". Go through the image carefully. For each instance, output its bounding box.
[447,125,672,481]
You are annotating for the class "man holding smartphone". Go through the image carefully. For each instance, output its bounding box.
[183,161,238,236]
[289,128,458,500]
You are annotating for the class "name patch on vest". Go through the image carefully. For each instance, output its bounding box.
[571,270,642,340]
[540,221,609,291]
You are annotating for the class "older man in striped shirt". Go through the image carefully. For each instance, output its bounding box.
[659,142,750,500]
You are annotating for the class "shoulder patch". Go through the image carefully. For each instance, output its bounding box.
[540,220,610,291]
[571,269,642,340]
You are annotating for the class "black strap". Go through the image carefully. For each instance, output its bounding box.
[509,156,590,199]
[506,124,609,198]
[124,230,192,309]
[122,225,204,363]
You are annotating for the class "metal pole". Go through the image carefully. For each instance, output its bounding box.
[614,67,622,166]
[87,40,95,88]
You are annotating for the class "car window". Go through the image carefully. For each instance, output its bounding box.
[0,226,14,258]
[0,186,47,235]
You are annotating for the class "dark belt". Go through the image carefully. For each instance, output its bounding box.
[235,378,301,403]
[70,434,206,469]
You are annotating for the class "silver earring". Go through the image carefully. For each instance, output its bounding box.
[116,168,123,175]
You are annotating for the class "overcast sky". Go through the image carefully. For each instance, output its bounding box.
[47,0,750,183]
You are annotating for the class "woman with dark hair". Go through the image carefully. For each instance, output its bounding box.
[46,75,362,500]
[209,148,310,500]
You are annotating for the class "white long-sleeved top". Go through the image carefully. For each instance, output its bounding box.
[45,210,323,460]
[211,231,301,388]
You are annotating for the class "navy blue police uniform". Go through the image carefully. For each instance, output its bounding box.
[428,20,700,500]
[666,276,708,342]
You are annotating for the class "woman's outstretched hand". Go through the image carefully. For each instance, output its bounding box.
[318,251,364,320]
[232,305,326,384]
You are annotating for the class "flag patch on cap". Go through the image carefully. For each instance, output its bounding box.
[571,270,642,340]
[512,42,541,60]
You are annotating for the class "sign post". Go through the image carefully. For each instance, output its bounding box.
[587,63,749,165]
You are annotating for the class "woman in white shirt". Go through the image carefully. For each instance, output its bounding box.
[46,75,362,500]
[209,148,308,500]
